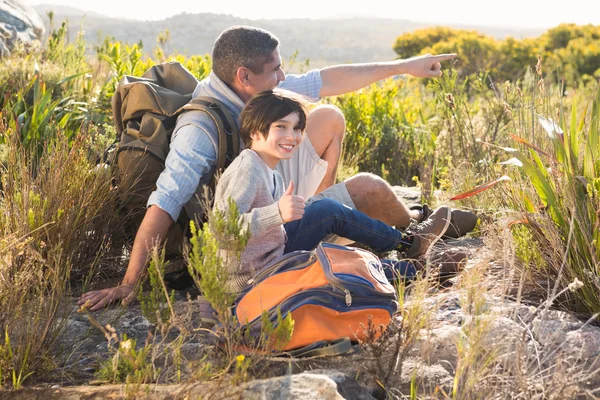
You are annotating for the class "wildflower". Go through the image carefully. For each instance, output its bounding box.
[236,354,245,363]
[120,339,133,351]
[568,278,584,292]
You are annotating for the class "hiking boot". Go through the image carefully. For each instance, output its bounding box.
[446,209,478,238]
[403,206,451,258]
[411,204,478,239]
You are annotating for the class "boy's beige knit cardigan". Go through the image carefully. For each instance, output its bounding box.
[213,149,286,293]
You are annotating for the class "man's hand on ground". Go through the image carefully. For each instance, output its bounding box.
[401,53,457,78]
[77,284,135,311]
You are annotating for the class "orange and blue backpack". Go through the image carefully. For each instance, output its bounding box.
[233,242,400,356]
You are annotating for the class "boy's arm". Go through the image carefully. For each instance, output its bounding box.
[319,53,457,97]
[77,205,173,311]
[238,202,283,237]
[216,165,284,237]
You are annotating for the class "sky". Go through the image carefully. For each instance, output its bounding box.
[25,0,600,28]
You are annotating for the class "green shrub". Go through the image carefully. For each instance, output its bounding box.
[96,334,156,384]
[187,198,294,376]
[138,246,176,327]
[330,79,434,185]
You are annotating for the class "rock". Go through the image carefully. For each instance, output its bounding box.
[3,374,347,399]
[238,374,344,400]
[392,186,421,208]
[0,0,45,56]
[400,359,454,394]
[303,369,376,400]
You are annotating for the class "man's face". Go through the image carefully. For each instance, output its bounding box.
[246,48,286,97]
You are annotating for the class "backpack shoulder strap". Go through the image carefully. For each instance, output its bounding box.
[182,96,240,173]
[285,337,353,358]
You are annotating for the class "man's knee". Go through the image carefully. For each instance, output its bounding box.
[345,172,390,199]
[307,104,346,142]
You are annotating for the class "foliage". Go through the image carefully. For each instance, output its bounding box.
[329,78,434,185]
[3,13,600,393]
[394,24,600,88]
[96,334,156,384]
[453,63,600,314]
[187,198,294,363]
[138,246,176,326]
[2,68,90,159]
[0,124,125,388]
[501,88,600,313]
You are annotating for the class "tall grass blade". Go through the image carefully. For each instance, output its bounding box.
[450,175,511,200]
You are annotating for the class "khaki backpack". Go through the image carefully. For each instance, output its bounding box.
[111,62,240,236]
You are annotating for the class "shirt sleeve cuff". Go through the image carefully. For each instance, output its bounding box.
[263,202,285,227]
[147,191,182,222]
[307,69,323,102]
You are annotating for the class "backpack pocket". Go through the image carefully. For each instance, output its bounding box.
[316,242,397,304]
[244,288,397,351]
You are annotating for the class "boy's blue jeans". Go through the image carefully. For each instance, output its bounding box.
[283,198,418,281]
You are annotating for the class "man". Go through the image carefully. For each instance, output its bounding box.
[79,26,468,311]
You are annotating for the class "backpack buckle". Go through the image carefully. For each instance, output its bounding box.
[208,103,220,110]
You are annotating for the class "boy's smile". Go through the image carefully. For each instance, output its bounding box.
[250,112,303,169]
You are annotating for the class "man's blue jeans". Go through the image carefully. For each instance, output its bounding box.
[283,198,418,281]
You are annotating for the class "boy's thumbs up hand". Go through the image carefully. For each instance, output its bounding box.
[278,181,305,222]
[284,180,295,195]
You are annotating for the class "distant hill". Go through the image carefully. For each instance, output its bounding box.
[32,5,546,71]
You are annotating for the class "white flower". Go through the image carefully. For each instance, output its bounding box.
[568,278,584,292]
[120,339,133,351]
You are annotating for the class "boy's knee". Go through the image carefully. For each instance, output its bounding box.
[310,198,350,219]
[311,197,338,210]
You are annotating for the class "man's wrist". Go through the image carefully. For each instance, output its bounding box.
[394,59,409,75]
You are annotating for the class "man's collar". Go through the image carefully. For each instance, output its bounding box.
[207,72,245,113]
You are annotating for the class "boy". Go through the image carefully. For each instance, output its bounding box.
[214,90,452,293]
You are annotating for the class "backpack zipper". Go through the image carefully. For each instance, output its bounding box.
[316,243,396,307]
[245,287,397,328]
[246,251,314,286]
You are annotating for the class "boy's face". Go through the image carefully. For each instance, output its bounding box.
[246,48,286,97]
[250,112,303,169]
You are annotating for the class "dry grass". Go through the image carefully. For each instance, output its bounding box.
[0,123,126,387]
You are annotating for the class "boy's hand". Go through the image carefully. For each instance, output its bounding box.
[278,181,305,222]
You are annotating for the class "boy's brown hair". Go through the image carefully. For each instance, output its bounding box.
[239,89,308,148]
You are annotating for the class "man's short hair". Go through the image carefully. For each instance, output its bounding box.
[212,26,280,85]
[239,89,308,148]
